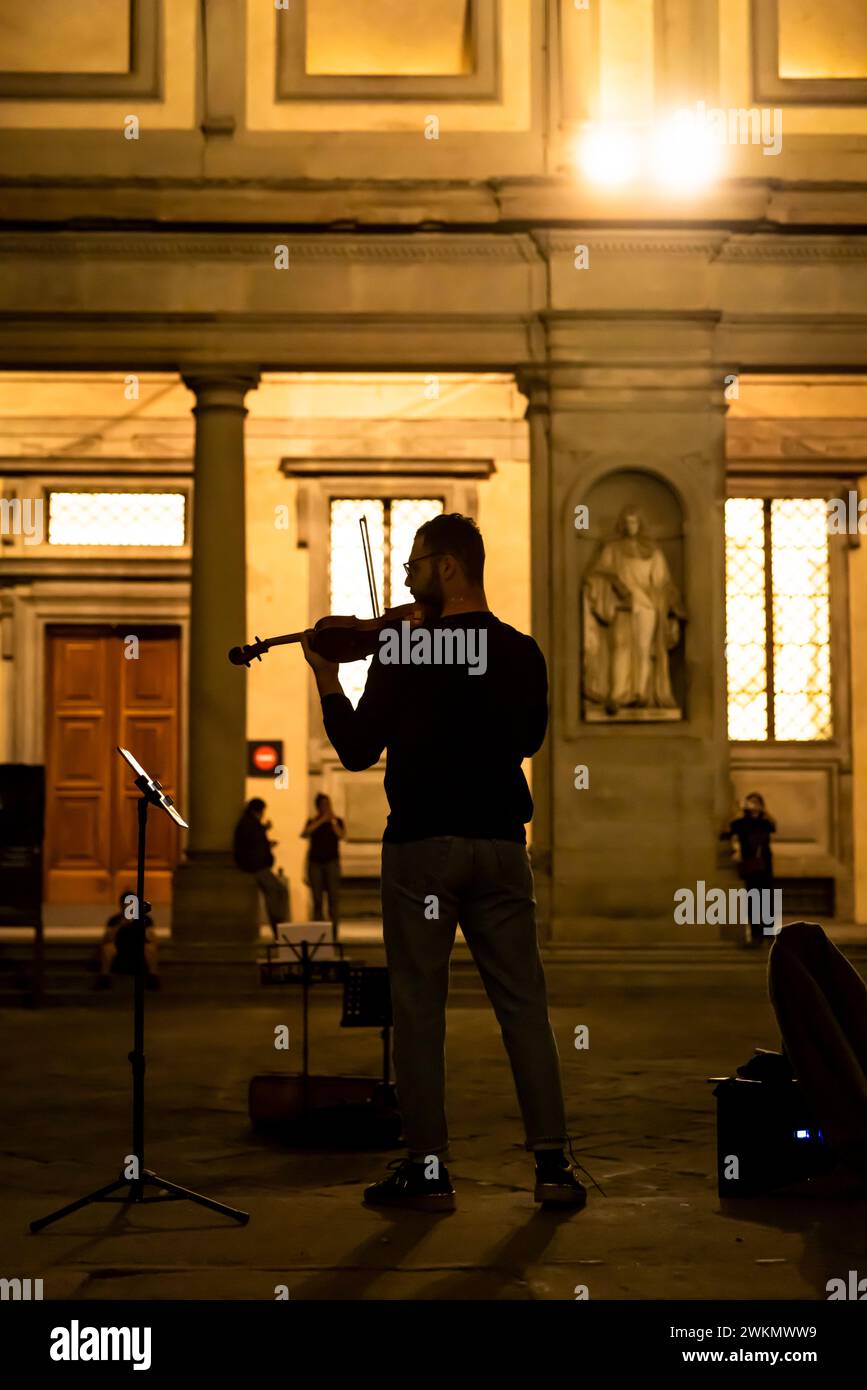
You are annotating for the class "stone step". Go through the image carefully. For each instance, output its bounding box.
[3,935,866,1005]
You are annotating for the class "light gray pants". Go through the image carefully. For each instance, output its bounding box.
[309,857,341,934]
[381,836,568,1160]
[254,867,289,934]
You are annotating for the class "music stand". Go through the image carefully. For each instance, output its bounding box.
[30,747,249,1232]
[341,965,395,1102]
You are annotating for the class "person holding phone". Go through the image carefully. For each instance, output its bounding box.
[302,793,345,944]
[724,791,777,947]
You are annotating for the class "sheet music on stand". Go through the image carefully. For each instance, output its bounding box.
[118,746,188,828]
[275,924,339,957]
[263,925,346,985]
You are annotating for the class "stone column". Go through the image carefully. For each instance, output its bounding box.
[516,367,554,938]
[544,314,733,941]
[171,370,261,974]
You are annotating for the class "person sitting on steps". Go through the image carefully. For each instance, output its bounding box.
[95,890,159,991]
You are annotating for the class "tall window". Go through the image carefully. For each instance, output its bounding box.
[725,497,832,742]
[329,497,443,706]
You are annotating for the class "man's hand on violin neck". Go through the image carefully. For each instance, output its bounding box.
[300,630,343,695]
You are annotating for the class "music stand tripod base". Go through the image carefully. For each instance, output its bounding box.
[30,1170,249,1232]
[30,747,249,1233]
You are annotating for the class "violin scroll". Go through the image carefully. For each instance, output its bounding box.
[228,636,267,667]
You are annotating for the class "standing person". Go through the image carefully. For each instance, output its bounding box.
[232,798,288,939]
[724,792,777,947]
[301,512,586,1213]
[301,793,345,944]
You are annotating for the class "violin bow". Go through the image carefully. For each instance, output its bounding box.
[359,515,381,619]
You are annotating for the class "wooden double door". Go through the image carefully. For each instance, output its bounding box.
[45,626,182,904]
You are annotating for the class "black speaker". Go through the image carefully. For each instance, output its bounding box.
[712,1075,836,1197]
[0,764,45,922]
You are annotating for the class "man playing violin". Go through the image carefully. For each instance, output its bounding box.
[301,513,586,1213]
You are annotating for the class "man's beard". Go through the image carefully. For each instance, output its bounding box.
[414,574,445,617]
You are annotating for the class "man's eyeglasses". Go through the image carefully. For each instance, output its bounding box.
[403,552,443,577]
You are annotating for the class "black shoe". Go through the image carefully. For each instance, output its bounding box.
[146,974,161,991]
[534,1153,588,1208]
[94,975,112,991]
[363,1157,455,1213]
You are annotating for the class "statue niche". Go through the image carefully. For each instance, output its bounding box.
[582,504,686,722]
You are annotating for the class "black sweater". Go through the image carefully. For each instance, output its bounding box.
[233,813,274,873]
[321,612,547,844]
[727,813,776,875]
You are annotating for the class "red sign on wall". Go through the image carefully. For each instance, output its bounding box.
[247,740,283,778]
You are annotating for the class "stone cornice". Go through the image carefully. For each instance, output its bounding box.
[11,228,865,265]
[539,231,726,257]
[540,231,867,261]
[543,308,722,322]
[280,458,496,478]
[0,457,192,475]
[718,237,867,261]
[3,228,865,271]
[722,311,867,326]
[0,232,541,263]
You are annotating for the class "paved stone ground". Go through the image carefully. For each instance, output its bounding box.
[2,952,866,1302]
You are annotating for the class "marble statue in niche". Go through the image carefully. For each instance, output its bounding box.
[582,505,686,721]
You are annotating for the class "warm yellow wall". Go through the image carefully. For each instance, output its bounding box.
[726,376,867,419]
[244,463,310,922]
[0,369,529,916]
[0,651,12,762]
[719,0,867,135]
[0,0,196,130]
[247,0,532,133]
[242,373,529,919]
[477,458,531,634]
[599,0,655,122]
[477,455,533,819]
[243,451,531,918]
[851,476,867,924]
[1,0,130,74]
[307,0,472,77]
[778,0,867,80]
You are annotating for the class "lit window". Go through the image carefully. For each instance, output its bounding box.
[725,498,768,740]
[329,497,443,707]
[48,492,186,547]
[725,497,832,741]
[389,499,446,607]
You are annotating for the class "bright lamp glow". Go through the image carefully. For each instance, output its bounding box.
[577,125,640,188]
[649,114,723,192]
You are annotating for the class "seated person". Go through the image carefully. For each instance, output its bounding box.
[765,921,867,1192]
[96,890,159,990]
[233,797,289,938]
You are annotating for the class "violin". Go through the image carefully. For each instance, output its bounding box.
[228,601,428,668]
[228,515,431,669]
